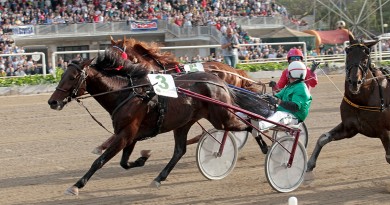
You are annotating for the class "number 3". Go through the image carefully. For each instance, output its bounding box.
[156,75,168,89]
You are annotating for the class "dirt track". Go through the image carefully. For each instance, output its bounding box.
[1,74,390,205]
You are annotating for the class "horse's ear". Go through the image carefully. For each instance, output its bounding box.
[349,32,356,44]
[123,35,127,42]
[110,36,117,45]
[364,40,379,49]
[83,58,94,66]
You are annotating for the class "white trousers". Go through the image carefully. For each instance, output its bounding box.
[251,111,298,137]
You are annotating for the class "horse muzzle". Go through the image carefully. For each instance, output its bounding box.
[48,99,67,110]
[348,79,362,95]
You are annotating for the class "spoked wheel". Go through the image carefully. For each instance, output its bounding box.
[231,131,249,150]
[196,129,238,180]
[265,136,307,193]
[272,122,308,147]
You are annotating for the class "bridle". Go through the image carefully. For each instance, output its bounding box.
[343,43,388,112]
[345,43,371,86]
[55,63,88,102]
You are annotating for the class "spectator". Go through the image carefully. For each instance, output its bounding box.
[0,68,5,77]
[220,27,239,68]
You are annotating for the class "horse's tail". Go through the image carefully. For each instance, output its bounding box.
[228,86,273,118]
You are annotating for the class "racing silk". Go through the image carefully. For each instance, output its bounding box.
[275,67,318,92]
[275,81,312,122]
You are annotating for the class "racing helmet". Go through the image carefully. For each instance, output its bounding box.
[288,61,307,80]
[287,48,304,61]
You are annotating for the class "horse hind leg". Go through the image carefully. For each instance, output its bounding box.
[152,123,193,187]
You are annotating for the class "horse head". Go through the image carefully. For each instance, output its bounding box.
[48,59,93,110]
[345,33,378,94]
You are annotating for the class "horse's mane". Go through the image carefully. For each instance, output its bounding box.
[112,37,179,67]
[93,47,150,79]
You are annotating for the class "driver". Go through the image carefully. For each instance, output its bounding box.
[255,61,313,131]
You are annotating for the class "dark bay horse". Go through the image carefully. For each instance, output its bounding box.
[109,36,266,93]
[305,34,390,181]
[48,48,271,195]
[91,37,268,155]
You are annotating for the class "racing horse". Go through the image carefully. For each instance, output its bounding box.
[109,36,266,93]
[47,48,272,195]
[305,34,390,181]
[91,37,269,155]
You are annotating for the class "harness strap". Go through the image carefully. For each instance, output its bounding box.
[155,95,167,135]
[343,96,386,112]
[371,68,386,111]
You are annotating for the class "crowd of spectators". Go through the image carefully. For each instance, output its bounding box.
[0,0,289,76]
[0,0,386,76]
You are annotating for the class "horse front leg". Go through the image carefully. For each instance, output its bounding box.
[305,122,357,182]
[379,132,390,164]
[65,131,130,195]
[152,124,193,187]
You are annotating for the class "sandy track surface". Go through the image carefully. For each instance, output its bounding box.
[1,75,390,205]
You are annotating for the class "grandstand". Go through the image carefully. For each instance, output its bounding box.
[0,0,313,76]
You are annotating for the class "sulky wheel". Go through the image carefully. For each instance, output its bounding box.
[265,135,307,193]
[196,129,238,180]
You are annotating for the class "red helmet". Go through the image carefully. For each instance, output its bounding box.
[287,48,303,61]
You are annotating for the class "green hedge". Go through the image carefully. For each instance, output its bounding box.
[0,68,64,87]
[236,62,288,72]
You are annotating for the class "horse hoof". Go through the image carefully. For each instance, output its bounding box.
[64,186,79,195]
[140,150,152,158]
[303,171,315,185]
[91,147,103,155]
[150,180,161,188]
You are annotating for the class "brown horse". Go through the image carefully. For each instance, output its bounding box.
[305,34,390,181]
[109,36,266,93]
[47,48,271,195]
[92,37,268,155]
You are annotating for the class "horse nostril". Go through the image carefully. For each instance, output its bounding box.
[357,80,362,84]
[48,100,57,106]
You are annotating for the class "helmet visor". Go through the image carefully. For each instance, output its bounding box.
[289,56,301,61]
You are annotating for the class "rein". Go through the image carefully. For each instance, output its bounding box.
[76,99,114,134]
[75,83,154,100]
[207,68,263,85]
